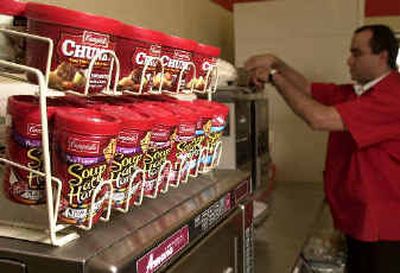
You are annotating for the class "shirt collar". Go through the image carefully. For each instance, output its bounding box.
[353,72,391,96]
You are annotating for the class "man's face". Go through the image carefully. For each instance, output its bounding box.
[347,30,386,84]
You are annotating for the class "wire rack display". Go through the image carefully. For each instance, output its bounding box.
[0,28,223,246]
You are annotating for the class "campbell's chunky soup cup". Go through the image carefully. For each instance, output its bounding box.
[25,2,120,93]
[192,43,220,92]
[0,0,27,63]
[4,95,69,205]
[159,35,197,94]
[133,103,176,197]
[52,108,119,226]
[116,24,164,94]
[99,105,153,208]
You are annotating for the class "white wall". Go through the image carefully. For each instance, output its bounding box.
[234,0,363,183]
[27,0,234,62]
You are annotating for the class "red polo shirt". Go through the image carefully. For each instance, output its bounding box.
[312,71,400,241]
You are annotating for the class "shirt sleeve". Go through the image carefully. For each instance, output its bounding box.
[335,86,400,148]
[311,83,351,106]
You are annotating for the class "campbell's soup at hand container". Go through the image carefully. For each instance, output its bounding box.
[52,108,119,226]
[133,103,176,197]
[25,2,120,93]
[148,101,197,186]
[159,35,197,94]
[4,95,69,205]
[99,105,153,209]
[191,43,220,92]
[192,100,229,171]
[116,24,164,94]
[175,101,214,175]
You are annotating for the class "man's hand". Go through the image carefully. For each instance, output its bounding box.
[243,53,344,131]
[244,53,281,71]
[244,54,282,89]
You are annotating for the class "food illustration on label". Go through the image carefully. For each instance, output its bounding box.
[49,62,87,91]
[48,31,115,92]
[118,47,162,92]
[186,76,206,91]
[153,71,173,89]
[118,68,147,91]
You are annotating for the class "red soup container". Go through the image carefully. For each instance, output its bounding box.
[160,35,197,94]
[0,0,26,16]
[62,95,121,109]
[176,101,214,175]
[192,43,220,92]
[133,103,177,197]
[4,95,68,205]
[188,100,229,171]
[52,108,120,226]
[0,0,27,63]
[99,105,153,209]
[25,2,121,93]
[116,24,165,94]
[148,101,197,186]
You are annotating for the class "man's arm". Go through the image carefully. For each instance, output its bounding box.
[271,72,345,131]
[244,54,311,94]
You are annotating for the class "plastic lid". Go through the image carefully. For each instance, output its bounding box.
[8,95,69,118]
[54,107,120,135]
[149,101,197,124]
[192,99,229,117]
[0,0,26,16]
[132,103,177,127]
[8,95,38,116]
[194,43,221,57]
[25,2,121,35]
[176,100,214,119]
[100,105,154,130]
[162,34,197,52]
[118,23,165,44]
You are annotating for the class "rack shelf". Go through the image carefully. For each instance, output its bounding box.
[0,28,223,246]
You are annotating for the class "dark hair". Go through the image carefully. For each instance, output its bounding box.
[355,24,398,70]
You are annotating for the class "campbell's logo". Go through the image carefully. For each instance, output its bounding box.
[27,123,42,137]
[149,44,162,55]
[213,115,226,127]
[67,137,100,154]
[173,49,191,61]
[59,33,114,62]
[118,131,139,144]
[136,225,190,273]
[178,123,196,135]
[151,129,169,141]
[83,31,109,47]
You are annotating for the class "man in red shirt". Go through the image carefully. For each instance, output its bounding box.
[245,24,400,273]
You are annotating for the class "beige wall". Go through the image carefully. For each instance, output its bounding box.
[365,16,400,31]
[27,0,234,62]
[234,0,363,183]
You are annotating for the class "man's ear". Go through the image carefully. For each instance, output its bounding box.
[379,50,389,66]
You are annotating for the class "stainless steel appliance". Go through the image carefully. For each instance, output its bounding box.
[212,87,269,193]
[212,87,270,224]
[0,170,254,273]
[213,87,252,171]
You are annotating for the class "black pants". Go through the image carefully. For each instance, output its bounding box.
[346,236,400,273]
